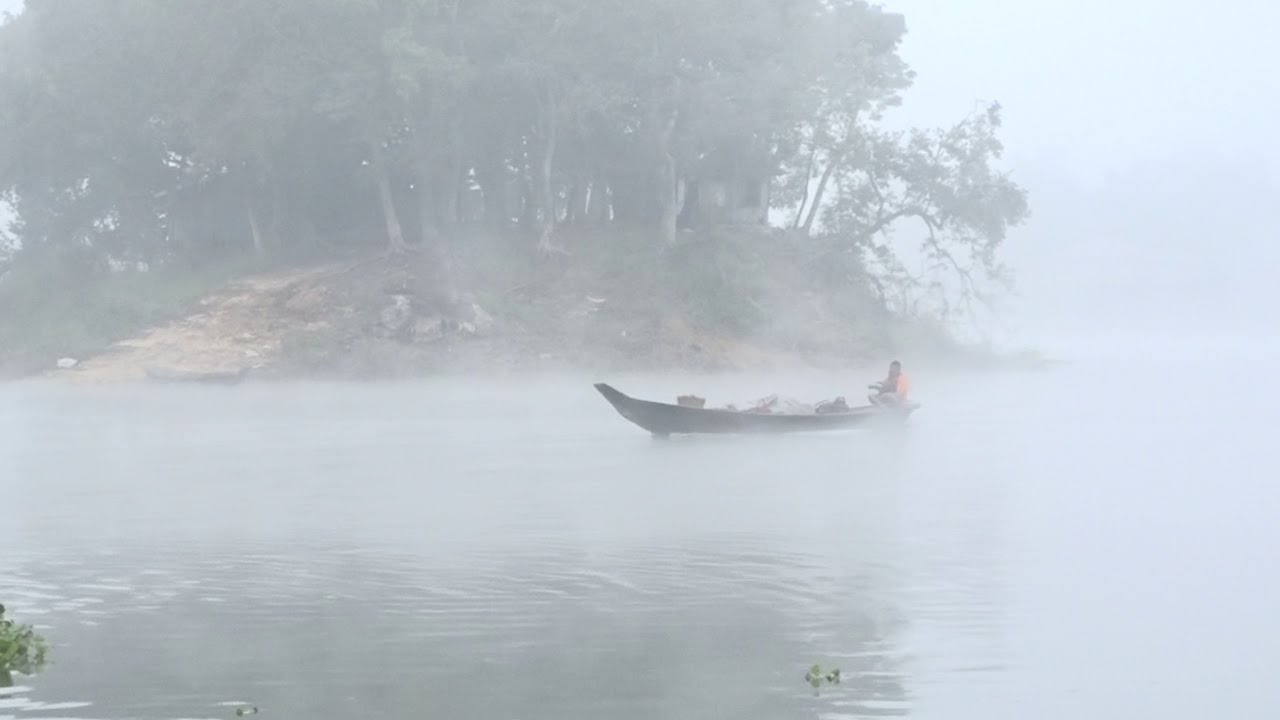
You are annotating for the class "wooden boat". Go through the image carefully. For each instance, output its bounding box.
[594,383,919,436]
[143,365,251,385]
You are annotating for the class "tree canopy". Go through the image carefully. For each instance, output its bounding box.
[0,0,1027,319]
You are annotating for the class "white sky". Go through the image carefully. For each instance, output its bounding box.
[883,0,1280,186]
[879,0,1280,342]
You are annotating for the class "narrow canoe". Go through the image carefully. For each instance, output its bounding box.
[594,383,918,436]
[143,366,251,385]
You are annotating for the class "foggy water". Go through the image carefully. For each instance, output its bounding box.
[2,338,1278,720]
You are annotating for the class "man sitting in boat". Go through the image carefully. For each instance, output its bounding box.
[868,361,910,405]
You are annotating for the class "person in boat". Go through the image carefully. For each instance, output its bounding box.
[868,360,910,405]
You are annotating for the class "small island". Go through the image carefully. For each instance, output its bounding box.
[0,1,1030,380]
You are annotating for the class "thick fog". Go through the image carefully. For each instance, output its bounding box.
[3,1,1279,719]
[886,0,1280,350]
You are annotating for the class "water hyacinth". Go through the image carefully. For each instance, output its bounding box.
[804,664,842,695]
[0,603,50,680]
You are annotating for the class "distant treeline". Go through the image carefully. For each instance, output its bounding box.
[0,0,1026,311]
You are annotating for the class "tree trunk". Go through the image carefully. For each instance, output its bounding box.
[483,173,509,228]
[445,161,464,226]
[585,170,609,225]
[802,122,858,236]
[791,145,817,229]
[417,180,439,244]
[565,175,589,226]
[655,111,679,246]
[535,84,558,250]
[408,119,459,298]
[437,117,464,229]
[294,205,320,250]
[412,122,443,249]
[371,140,408,254]
[166,193,187,257]
[678,179,699,229]
[519,159,536,232]
[608,172,641,225]
[801,148,843,236]
[270,181,288,248]
[246,200,265,255]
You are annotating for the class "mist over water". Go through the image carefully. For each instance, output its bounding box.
[3,0,1278,716]
[3,333,1277,719]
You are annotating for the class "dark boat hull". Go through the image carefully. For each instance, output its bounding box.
[594,383,918,436]
[143,366,251,385]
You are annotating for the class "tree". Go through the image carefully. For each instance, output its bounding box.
[0,2,180,260]
[0,0,1028,328]
[779,1,914,236]
[820,104,1030,319]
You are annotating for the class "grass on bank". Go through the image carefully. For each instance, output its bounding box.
[0,244,307,377]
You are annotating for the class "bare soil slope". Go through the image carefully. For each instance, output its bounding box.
[48,253,819,383]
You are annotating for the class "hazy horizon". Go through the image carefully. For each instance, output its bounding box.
[880,0,1279,346]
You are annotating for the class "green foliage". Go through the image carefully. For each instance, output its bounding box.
[804,663,842,695]
[663,234,771,336]
[0,605,49,677]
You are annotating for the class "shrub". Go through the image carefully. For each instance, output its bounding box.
[0,604,49,678]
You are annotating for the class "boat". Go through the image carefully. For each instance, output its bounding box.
[594,383,919,437]
[143,365,252,385]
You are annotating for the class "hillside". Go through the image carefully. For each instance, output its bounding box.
[34,228,911,381]
[1,1,1029,382]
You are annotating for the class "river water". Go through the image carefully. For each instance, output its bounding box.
[1,335,1277,720]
